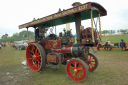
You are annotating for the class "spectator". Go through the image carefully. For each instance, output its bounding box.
[105,39,111,45]
[35,28,39,40]
[120,39,127,51]
[38,24,46,39]
[0,44,1,49]
[97,39,102,51]
[105,39,111,51]
[89,46,96,53]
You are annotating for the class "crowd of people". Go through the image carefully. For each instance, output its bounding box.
[90,39,127,53]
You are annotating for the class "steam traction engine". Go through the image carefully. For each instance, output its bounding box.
[19,2,107,82]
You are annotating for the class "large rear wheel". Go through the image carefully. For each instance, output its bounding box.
[66,58,88,82]
[26,43,46,71]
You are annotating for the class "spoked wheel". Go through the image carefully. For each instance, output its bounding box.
[26,43,46,71]
[85,53,98,71]
[66,58,88,82]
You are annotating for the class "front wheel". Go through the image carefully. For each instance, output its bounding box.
[66,58,88,82]
[26,43,46,71]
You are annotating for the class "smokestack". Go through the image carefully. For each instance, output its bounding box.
[74,12,81,44]
[72,2,81,7]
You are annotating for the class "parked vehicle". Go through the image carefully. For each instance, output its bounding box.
[15,40,28,50]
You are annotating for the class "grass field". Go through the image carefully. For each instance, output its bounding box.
[101,35,128,43]
[0,47,128,85]
[75,35,128,43]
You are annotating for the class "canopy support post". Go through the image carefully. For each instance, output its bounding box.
[34,27,36,40]
[66,23,68,31]
[99,14,101,40]
[27,27,29,43]
[74,12,81,44]
[91,10,95,43]
[54,20,56,35]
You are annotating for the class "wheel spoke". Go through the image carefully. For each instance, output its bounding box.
[78,73,81,78]
[29,50,34,54]
[70,70,74,73]
[77,72,83,76]
[73,73,76,77]
[37,60,41,64]
[32,46,35,51]
[29,58,33,60]
[32,46,36,53]
[75,73,77,78]
[38,61,39,68]
[37,55,41,57]
[71,62,75,67]
[38,57,41,61]
[90,61,95,64]
[79,70,85,73]
[74,62,77,68]
[90,59,95,61]
[69,65,74,70]
[88,55,91,60]
[33,62,36,67]
[89,64,92,68]
[30,54,33,56]
[35,61,38,67]
[35,48,38,53]
[78,66,84,70]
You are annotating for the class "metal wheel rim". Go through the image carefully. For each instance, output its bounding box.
[26,44,42,71]
[87,53,98,71]
[66,59,88,82]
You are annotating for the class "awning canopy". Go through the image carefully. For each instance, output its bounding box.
[19,2,107,29]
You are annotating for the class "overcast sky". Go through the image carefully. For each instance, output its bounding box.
[0,0,128,38]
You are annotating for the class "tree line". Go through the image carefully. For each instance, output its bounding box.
[101,29,127,34]
[0,31,35,42]
[0,29,127,42]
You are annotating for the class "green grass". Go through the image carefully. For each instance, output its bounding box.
[75,35,128,43]
[0,47,128,85]
[101,36,128,43]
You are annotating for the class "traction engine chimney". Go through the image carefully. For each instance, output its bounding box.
[72,2,82,44]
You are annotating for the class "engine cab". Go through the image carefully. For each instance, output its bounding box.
[61,29,75,45]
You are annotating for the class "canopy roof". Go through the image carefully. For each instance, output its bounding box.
[19,2,107,29]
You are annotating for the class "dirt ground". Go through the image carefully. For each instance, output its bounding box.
[0,47,128,85]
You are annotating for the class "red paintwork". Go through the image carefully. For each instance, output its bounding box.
[81,53,97,71]
[66,60,87,81]
[26,44,41,71]
[48,40,62,48]
[44,41,50,50]
[37,39,74,62]
[61,44,74,58]
[47,54,59,63]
